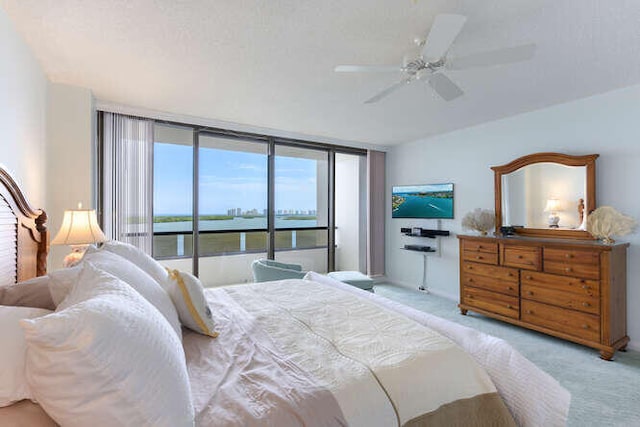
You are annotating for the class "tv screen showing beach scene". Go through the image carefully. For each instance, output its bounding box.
[392,183,454,219]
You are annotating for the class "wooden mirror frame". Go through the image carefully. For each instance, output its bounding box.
[492,152,598,240]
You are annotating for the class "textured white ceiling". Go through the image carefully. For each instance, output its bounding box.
[3,0,640,145]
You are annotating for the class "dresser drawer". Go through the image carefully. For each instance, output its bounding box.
[544,248,600,265]
[461,262,519,282]
[521,271,600,297]
[543,248,600,279]
[462,273,519,297]
[521,300,600,342]
[462,287,519,319]
[544,260,600,280]
[462,250,498,265]
[521,283,599,315]
[462,240,498,254]
[502,246,541,271]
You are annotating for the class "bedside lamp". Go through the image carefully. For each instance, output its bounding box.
[544,199,562,228]
[51,204,107,267]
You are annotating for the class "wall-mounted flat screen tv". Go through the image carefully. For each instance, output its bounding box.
[392,183,454,219]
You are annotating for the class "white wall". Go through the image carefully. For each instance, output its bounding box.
[386,84,640,350]
[0,7,48,208]
[46,83,95,269]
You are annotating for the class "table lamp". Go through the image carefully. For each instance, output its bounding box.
[51,203,107,267]
[544,199,562,228]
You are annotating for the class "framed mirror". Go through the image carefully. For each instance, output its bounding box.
[492,152,598,239]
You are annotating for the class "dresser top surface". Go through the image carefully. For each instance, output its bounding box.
[458,234,629,250]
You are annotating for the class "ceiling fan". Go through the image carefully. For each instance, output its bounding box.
[335,14,536,103]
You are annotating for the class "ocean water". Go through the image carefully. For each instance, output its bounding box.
[154,217,319,232]
[392,195,453,219]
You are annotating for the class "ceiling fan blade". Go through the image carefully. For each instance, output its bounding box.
[364,79,411,104]
[448,43,537,70]
[422,14,467,61]
[428,73,464,101]
[335,65,401,73]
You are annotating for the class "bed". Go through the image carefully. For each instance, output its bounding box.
[0,166,570,426]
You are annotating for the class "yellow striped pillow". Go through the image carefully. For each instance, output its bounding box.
[164,269,218,338]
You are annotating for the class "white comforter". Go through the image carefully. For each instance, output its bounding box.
[185,278,518,426]
[306,272,571,427]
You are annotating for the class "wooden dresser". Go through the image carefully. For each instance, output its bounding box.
[458,235,629,360]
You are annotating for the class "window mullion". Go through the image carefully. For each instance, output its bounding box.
[192,129,200,276]
[267,138,275,259]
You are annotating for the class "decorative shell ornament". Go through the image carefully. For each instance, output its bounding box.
[586,206,636,244]
[462,208,495,236]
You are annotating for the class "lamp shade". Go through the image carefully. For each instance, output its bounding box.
[544,199,562,213]
[51,209,107,246]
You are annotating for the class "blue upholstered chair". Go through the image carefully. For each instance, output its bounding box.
[251,259,307,282]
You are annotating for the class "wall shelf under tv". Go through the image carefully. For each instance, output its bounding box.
[400,226,451,293]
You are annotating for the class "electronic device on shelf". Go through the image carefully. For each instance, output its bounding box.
[401,227,450,238]
[404,244,435,252]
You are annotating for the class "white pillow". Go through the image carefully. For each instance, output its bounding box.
[21,263,194,427]
[50,250,182,340]
[0,306,52,407]
[164,269,218,338]
[100,240,169,285]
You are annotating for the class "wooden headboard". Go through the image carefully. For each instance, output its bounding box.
[0,167,48,286]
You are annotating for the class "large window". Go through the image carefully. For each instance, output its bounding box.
[100,112,368,287]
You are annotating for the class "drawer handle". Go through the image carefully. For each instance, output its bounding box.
[565,254,574,259]
[583,302,591,307]
[582,285,591,290]
[468,278,474,283]
[517,255,523,259]
[565,267,573,273]
[507,286,513,291]
[476,256,483,260]
[525,275,532,280]
[508,273,514,277]
[477,245,483,249]
[467,295,474,299]
[527,291,534,296]
[525,310,532,314]
[582,324,590,329]
[506,304,513,309]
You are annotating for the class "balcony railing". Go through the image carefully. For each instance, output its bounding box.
[153,228,328,259]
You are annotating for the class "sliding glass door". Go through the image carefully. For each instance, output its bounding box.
[274,145,329,272]
[197,134,268,285]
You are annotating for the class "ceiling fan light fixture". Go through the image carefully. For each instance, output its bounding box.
[415,68,430,80]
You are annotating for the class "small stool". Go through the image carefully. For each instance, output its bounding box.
[327,271,374,291]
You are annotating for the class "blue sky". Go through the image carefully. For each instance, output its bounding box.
[153,143,319,215]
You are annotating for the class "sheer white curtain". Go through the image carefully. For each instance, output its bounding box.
[102,112,154,254]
